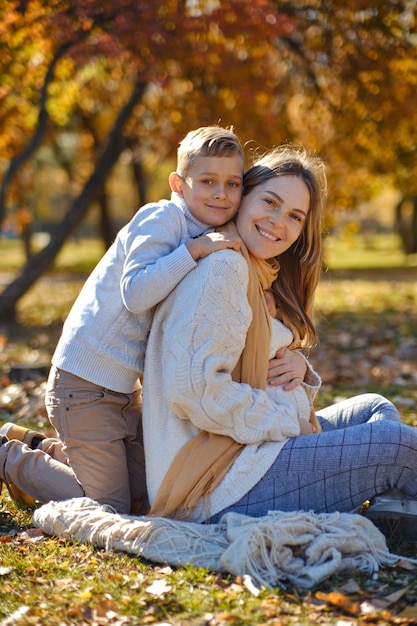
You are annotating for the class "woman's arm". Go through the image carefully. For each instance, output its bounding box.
[160,251,302,444]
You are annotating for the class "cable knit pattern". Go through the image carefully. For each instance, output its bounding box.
[143,249,321,521]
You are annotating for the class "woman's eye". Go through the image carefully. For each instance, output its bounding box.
[290,213,302,222]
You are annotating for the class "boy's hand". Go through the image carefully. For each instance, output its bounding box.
[186,232,241,260]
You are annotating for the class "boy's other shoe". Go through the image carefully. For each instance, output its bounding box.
[0,424,45,505]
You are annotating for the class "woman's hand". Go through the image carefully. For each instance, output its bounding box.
[267,348,307,390]
[298,417,315,435]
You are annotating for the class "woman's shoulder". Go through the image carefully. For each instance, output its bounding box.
[200,248,249,279]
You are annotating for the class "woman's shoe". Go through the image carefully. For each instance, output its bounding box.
[0,425,44,506]
[361,488,417,543]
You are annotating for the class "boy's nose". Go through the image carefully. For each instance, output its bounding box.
[213,185,226,198]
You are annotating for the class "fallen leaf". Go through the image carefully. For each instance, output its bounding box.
[145,579,172,597]
[335,579,360,594]
[315,591,360,616]
[398,604,417,619]
[384,586,410,603]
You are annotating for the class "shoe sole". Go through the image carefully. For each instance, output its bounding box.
[365,509,417,543]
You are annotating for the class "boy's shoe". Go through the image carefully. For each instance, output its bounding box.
[361,488,417,543]
[0,422,45,449]
[0,424,45,506]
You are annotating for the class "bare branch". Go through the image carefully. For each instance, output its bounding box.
[0,41,73,224]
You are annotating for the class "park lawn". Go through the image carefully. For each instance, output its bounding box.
[1,235,417,624]
[0,231,414,276]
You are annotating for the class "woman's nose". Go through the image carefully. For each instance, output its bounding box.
[268,210,286,232]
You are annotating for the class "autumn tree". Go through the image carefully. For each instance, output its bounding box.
[1,0,417,321]
[0,0,290,321]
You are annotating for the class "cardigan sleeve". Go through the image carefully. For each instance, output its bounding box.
[299,353,321,404]
[161,250,302,444]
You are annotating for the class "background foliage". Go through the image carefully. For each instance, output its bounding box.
[1,0,417,319]
[2,2,417,620]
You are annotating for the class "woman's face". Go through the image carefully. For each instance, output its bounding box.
[235,175,310,259]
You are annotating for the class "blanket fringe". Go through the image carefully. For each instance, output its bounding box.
[33,498,413,589]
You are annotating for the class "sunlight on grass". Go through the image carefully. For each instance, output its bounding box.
[2,233,417,625]
[0,237,105,275]
[1,232,416,277]
[323,232,413,270]
[316,276,417,314]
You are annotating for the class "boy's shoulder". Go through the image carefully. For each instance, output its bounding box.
[136,196,183,218]
[128,197,186,229]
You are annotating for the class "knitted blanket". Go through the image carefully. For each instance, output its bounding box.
[33,497,403,589]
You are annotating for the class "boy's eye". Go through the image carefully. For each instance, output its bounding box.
[228,181,241,188]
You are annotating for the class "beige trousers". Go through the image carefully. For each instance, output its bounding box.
[0,367,146,514]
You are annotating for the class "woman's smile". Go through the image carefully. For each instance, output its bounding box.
[255,225,281,242]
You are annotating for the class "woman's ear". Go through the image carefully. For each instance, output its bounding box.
[169,172,184,196]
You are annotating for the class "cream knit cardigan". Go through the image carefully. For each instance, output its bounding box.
[143,249,320,522]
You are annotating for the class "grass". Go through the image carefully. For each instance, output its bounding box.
[2,233,417,624]
[323,231,413,270]
[0,236,106,276]
[0,230,413,277]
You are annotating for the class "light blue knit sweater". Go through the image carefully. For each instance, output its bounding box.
[52,195,213,393]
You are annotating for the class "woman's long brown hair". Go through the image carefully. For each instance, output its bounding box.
[242,146,327,349]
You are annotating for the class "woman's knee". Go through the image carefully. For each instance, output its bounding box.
[363,393,401,423]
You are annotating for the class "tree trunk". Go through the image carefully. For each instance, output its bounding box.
[97,189,116,250]
[395,195,417,255]
[0,80,147,323]
[21,222,33,262]
[132,158,148,208]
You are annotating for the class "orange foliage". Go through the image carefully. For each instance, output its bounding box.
[1,0,417,220]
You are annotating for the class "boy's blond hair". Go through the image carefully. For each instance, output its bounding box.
[176,126,244,177]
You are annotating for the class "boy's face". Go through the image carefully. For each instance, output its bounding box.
[170,155,243,227]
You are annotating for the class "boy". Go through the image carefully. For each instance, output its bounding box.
[1,126,244,514]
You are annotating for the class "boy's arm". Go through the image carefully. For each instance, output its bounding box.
[121,205,240,314]
[121,203,200,314]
